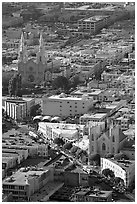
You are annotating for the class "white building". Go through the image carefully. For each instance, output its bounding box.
[42,93,94,117]
[101,158,135,187]
[38,122,85,142]
[3,97,35,121]
[71,88,105,101]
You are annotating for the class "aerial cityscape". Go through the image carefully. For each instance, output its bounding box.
[2,1,135,202]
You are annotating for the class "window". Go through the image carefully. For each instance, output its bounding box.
[112,147,115,153]
[112,135,115,142]
[91,134,94,141]
[92,146,94,151]
[102,143,106,151]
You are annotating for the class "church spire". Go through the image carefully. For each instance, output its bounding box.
[37,32,47,64]
[18,32,28,63]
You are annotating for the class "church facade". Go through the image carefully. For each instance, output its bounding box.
[18,32,47,85]
[89,122,127,157]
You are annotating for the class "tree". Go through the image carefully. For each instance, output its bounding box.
[114,153,129,160]
[70,146,79,154]
[105,153,114,158]
[63,142,72,150]
[69,75,80,88]
[89,153,101,166]
[8,73,22,97]
[52,76,69,90]
[30,104,41,117]
[113,177,125,193]
[53,137,65,146]
[102,168,115,179]
[75,149,83,158]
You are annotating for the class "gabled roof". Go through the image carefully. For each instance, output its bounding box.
[119,128,127,143]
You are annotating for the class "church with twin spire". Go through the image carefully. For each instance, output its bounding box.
[18,32,47,85]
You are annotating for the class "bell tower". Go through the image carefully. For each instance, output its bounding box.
[18,32,28,63]
[37,32,47,64]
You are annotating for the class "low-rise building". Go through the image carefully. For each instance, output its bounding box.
[80,113,107,125]
[71,88,105,101]
[78,15,109,34]
[38,122,85,142]
[3,97,35,121]
[101,158,135,187]
[42,93,94,117]
[2,167,54,201]
[74,188,112,202]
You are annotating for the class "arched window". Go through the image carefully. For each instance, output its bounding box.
[92,134,94,141]
[92,146,94,152]
[112,135,115,142]
[102,143,106,151]
[112,147,115,153]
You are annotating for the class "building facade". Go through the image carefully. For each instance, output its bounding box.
[78,15,109,34]
[88,122,127,156]
[4,97,35,121]
[2,167,54,201]
[18,33,47,85]
[101,158,135,187]
[42,93,94,117]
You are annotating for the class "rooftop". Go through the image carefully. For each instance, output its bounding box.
[48,94,90,101]
[106,158,135,171]
[76,189,112,198]
[81,113,107,119]
[82,15,109,23]
[3,168,49,185]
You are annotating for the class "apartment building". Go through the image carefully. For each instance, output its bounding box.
[74,188,112,202]
[78,15,109,34]
[3,97,35,121]
[42,93,94,117]
[3,167,54,201]
[80,113,107,125]
[101,158,135,187]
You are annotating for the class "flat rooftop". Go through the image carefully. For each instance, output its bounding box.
[76,189,112,198]
[48,95,88,101]
[39,122,85,130]
[82,15,109,23]
[106,158,135,171]
[72,89,103,96]
[81,113,107,119]
[3,168,49,186]
[2,96,34,103]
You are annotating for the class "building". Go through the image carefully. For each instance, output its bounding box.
[78,15,109,34]
[18,32,47,85]
[38,122,85,142]
[3,97,35,121]
[2,167,54,201]
[80,113,107,125]
[101,158,135,187]
[42,93,94,117]
[89,122,127,156]
[74,188,112,202]
[2,192,13,202]
[71,88,105,101]
[115,116,130,130]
